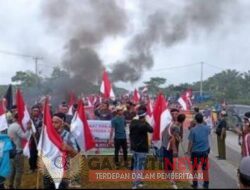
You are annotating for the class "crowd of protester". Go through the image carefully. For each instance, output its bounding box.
[0,96,250,189]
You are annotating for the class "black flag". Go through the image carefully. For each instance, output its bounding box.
[4,84,13,111]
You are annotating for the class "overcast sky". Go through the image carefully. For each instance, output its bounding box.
[1,0,250,90]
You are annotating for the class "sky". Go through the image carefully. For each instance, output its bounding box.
[0,0,250,90]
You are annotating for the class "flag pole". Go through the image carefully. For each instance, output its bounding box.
[36,124,45,189]
[28,128,40,189]
[36,97,47,189]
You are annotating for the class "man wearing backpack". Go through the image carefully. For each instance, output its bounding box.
[7,110,32,189]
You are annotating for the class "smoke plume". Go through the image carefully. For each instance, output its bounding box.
[110,0,236,82]
[41,0,127,84]
[41,0,237,84]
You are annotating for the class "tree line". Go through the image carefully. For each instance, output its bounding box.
[0,68,249,106]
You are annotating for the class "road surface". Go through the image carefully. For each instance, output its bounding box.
[180,128,240,189]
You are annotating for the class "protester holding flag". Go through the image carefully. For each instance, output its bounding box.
[161,109,183,189]
[43,112,78,189]
[7,111,32,189]
[52,113,78,156]
[29,105,43,174]
[152,93,171,149]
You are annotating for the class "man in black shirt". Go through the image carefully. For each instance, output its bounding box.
[130,109,153,189]
[29,105,43,173]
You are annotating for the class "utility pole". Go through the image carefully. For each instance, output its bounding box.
[200,62,204,98]
[0,50,43,86]
[33,56,43,87]
[33,56,43,76]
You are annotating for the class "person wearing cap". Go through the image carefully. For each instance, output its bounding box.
[238,157,250,189]
[130,109,153,189]
[7,110,32,189]
[215,110,228,160]
[43,112,78,189]
[109,106,127,168]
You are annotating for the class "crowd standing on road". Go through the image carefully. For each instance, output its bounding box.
[0,93,250,189]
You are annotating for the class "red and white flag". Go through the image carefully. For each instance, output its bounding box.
[142,86,148,94]
[16,89,36,158]
[87,97,93,107]
[68,92,76,116]
[37,98,66,189]
[100,70,115,99]
[133,89,140,104]
[146,98,153,117]
[178,89,193,111]
[71,99,95,154]
[152,93,172,148]
[87,95,95,107]
[145,98,154,126]
[0,100,8,132]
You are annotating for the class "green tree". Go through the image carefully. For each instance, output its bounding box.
[241,71,250,98]
[11,70,41,87]
[143,77,166,95]
[51,66,70,79]
[204,69,242,101]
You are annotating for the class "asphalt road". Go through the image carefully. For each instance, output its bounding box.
[180,128,240,189]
